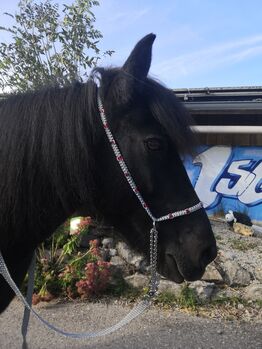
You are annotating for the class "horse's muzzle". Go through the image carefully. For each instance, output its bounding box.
[159,237,217,283]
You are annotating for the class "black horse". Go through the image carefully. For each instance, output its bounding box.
[0,34,217,313]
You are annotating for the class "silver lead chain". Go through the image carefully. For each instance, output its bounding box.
[147,222,160,298]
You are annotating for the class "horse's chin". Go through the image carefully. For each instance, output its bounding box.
[159,254,184,283]
[159,253,206,283]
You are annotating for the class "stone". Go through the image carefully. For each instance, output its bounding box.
[102,238,114,249]
[189,281,217,301]
[124,273,149,288]
[243,283,262,301]
[158,279,183,296]
[202,263,223,283]
[101,248,111,262]
[213,287,241,301]
[110,256,126,268]
[109,248,117,257]
[216,249,237,263]
[138,259,150,273]
[116,241,145,270]
[254,266,262,282]
[251,224,262,238]
[222,261,251,286]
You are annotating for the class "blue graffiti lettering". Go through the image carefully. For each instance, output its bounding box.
[191,146,262,210]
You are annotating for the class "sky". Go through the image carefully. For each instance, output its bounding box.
[1,0,262,88]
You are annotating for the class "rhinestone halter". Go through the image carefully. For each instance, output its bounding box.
[97,91,203,297]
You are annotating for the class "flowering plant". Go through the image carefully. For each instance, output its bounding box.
[30,217,111,304]
[75,240,111,298]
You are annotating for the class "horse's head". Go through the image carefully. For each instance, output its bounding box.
[92,34,217,283]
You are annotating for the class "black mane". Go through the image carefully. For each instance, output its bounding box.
[0,81,98,244]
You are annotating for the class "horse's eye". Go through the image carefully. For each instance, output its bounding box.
[145,138,164,151]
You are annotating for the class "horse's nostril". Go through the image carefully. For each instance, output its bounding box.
[201,245,217,266]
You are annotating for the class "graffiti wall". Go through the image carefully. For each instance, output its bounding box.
[184,146,262,223]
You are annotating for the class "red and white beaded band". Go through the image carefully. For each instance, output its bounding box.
[97,93,203,223]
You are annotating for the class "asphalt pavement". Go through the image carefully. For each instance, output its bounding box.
[0,298,261,349]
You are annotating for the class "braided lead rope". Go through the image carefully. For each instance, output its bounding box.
[0,247,154,339]
[21,251,36,342]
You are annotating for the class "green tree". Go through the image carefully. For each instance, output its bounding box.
[0,0,113,92]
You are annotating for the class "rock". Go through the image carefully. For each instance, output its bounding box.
[251,224,262,238]
[110,256,126,268]
[202,263,223,283]
[158,279,183,296]
[102,238,114,248]
[116,241,145,270]
[189,281,217,301]
[101,248,117,262]
[213,287,241,301]
[216,249,237,262]
[138,259,150,273]
[222,261,251,286]
[125,273,149,288]
[109,248,117,257]
[101,249,110,261]
[254,266,262,282]
[243,283,262,301]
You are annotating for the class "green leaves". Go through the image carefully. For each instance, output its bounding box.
[0,0,114,92]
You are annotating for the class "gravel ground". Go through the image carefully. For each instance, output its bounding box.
[1,219,261,349]
[0,298,261,349]
[211,218,262,269]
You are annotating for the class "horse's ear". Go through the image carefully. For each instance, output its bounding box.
[122,33,156,81]
[106,34,156,105]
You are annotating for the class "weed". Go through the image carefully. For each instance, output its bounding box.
[108,282,143,302]
[255,300,262,308]
[178,284,199,309]
[154,285,199,310]
[215,235,223,241]
[229,238,256,251]
[211,295,247,306]
[154,291,177,307]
